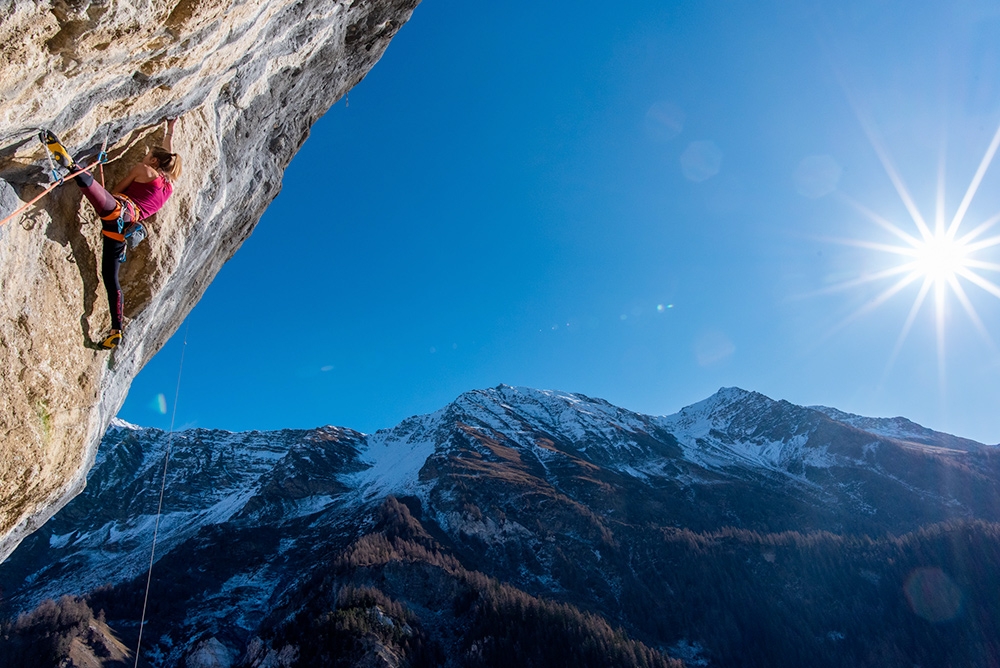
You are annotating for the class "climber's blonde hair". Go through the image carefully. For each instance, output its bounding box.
[150,147,182,182]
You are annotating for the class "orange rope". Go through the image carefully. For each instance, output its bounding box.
[0,159,104,229]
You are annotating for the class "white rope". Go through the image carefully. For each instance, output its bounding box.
[133,324,189,667]
[42,134,58,183]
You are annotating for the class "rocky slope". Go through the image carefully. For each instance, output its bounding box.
[2,386,998,666]
[0,0,419,561]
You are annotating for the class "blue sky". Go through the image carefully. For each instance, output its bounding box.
[121,0,1000,444]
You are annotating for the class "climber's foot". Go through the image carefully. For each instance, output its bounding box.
[100,329,122,350]
[39,130,75,170]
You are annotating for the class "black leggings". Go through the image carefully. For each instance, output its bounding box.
[76,171,134,331]
[101,237,126,330]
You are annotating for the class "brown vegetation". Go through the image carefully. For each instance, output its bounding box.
[0,595,129,668]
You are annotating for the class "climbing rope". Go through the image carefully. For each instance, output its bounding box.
[0,158,107,229]
[43,138,59,183]
[133,324,189,668]
[0,128,117,229]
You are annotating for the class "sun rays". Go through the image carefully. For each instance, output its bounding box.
[818,119,1000,389]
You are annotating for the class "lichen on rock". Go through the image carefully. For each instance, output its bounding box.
[0,0,419,562]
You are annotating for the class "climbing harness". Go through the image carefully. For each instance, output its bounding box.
[99,193,146,262]
[0,129,113,229]
[134,324,188,668]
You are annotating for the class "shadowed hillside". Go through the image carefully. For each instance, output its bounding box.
[3,386,999,666]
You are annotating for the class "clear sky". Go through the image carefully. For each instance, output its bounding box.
[121,0,1000,444]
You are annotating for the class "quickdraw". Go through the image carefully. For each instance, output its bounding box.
[0,158,106,228]
[0,128,114,229]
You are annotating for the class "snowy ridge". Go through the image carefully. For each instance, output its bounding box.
[10,386,992,608]
[812,406,990,452]
[453,385,656,450]
[657,387,835,473]
[108,417,143,431]
[12,426,350,607]
[345,385,950,492]
[344,385,672,499]
[447,385,676,474]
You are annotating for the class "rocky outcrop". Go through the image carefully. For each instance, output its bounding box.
[0,0,419,561]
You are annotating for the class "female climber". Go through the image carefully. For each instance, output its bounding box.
[43,118,182,349]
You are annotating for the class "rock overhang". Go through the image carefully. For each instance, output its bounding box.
[0,0,420,562]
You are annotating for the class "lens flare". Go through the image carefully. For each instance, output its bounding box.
[813,116,1000,391]
[904,567,963,623]
[680,140,723,182]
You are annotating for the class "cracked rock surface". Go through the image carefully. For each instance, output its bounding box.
[0,0,419,561]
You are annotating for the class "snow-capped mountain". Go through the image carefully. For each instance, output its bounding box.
[2,386,998,668]
[810,405,991,452]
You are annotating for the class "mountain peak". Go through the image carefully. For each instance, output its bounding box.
[108,417,142,431]
[812,405,990,452]
[714,385,756,400]
[665,386,776,425]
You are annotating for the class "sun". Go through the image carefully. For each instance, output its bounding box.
[912,231,971,284]
[814,119,1000,386]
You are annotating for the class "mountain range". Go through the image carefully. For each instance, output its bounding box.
[2,385,999,668]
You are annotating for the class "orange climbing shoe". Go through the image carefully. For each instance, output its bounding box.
[100,329,123,349]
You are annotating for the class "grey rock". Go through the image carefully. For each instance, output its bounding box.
[0,0,420,561]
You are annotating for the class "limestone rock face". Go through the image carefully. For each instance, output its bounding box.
[0,0,418,561]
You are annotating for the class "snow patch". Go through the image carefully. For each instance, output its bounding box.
[289,495,337,519]
[108,417,143,431]
[347,413,442,499]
